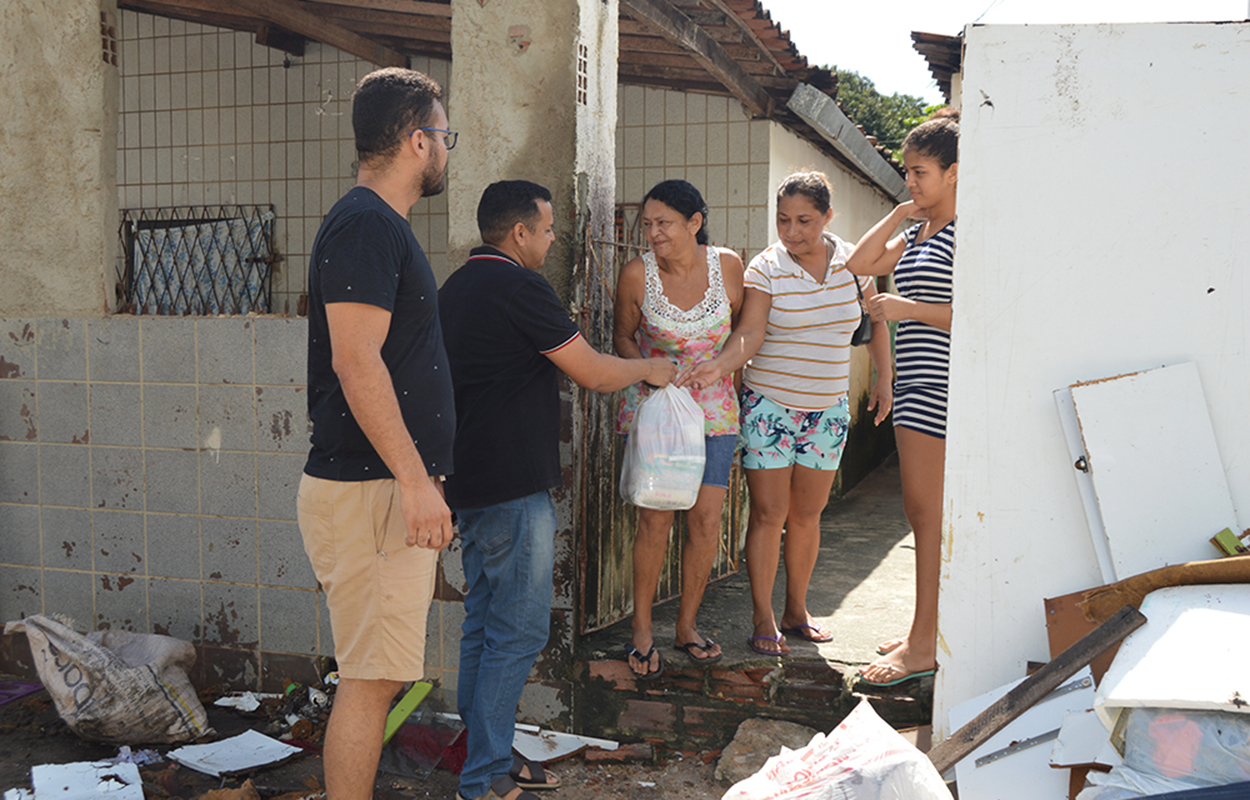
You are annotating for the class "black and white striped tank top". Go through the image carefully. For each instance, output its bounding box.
[894,221,954,390]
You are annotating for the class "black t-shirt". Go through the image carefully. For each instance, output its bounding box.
[304,186,455,481]
[439,246,582,510]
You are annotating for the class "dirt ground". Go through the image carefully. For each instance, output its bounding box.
[0,684,726,800]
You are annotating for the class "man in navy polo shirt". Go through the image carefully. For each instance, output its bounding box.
[298,67,457,800]
[440,181,675,800]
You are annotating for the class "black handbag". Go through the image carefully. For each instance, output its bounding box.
[851,275,872,346]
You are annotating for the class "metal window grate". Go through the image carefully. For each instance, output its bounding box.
[117,205,278,315]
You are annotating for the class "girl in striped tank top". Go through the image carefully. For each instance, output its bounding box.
[846,108,959,688]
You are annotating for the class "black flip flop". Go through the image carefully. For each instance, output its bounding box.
[675,637,723,664]
[510,754,560,791]
[625,643,664,680]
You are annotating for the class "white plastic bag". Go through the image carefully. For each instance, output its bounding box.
[620,384,706,510]
[722,699,952,800]
[5,614,211,743]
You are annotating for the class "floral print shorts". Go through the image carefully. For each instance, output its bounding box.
[738,385,850,471]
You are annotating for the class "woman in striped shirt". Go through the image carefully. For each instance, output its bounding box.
[682,172,892,656]
[846,108,959,687]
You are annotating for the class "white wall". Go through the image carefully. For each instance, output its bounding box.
[938,21,1250,735]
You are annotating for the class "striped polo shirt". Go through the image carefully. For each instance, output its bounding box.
[742,233,872,411]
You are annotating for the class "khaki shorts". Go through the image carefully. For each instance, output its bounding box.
[296,473,438,681]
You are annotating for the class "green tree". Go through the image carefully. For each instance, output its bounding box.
[833,69,933,153]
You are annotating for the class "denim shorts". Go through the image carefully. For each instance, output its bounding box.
[622,433,738,489]
[738,385,850,471]
[702,434,738,489]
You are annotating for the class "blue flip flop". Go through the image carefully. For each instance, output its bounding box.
[855,667,936,688]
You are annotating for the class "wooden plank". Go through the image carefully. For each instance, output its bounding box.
[121,0,408,65]
[301,0,451,17]
[303,4,451,30]
[246,0,408,65]
[928,604,1147,775]
[1043,589,1119,685]
[621,0,774,117]
[335,18,451,44]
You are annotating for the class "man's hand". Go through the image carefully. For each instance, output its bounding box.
[400,478,454,550]
[644,358,678,388]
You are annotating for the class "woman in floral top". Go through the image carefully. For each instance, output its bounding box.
[614,180,745,680]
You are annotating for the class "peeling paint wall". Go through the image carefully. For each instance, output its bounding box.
[938,21,1250,736]
[0,0,118,316]
[0,316,328,690]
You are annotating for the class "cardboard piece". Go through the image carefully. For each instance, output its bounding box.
[513,729,620,762]
[1044,590,1120,686]
[1095,584,1250,727]
[166,730,303,777]
[28,760,143,799]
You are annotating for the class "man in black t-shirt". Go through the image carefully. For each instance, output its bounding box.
[440,181,675,800]
[297,67,458,800]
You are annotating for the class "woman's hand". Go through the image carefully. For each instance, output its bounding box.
[867,292,914,322]
[869,375,893,426]
[896,200,928,221]
[675,361,725,391]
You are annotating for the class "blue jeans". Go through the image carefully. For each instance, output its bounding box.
[456,490,556,799]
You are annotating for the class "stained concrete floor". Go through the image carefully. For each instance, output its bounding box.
[581,452,920,674]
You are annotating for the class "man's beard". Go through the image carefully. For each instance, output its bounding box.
[420,158,445,197]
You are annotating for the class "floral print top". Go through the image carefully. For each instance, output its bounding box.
[617,246,739,436]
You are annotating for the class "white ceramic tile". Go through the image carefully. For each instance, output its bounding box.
[172,181,189,207]
[155,147,171,183]
[706,122,728,163]
[686,93,706,124]
[622,85,644,123]
[644,87,665,126]
[186,33,202,72]
[728,121,749,163]
[219,107,236,145]
[137,12,152,39]
[685,124,706,166]
[234,70,252,107]
[234,32,252,69]
[187,181,205,205]
[204,108,219,145]
[727,165,749,203]
[169,73,186,111]
[154,37,170,74]
[187,109,203,146]
[286,104,304,143]
[140,148,157,186]
[665,90,685,125]
[749,120,770,163]
[186,146,204,182]
[252,67,269,107]
[201,70,218,108]
[138,37,154,75]
[643,126,663,168]
[219,67,236,106]
[201,35,218,71]
[217,30,235,66]
[685,167,707,200]
[186,70,202,108]
[123,76,139,113]
[155,109,171,146]
[749,163,769,196]
[704,165,728,211]
[664,125,684,167]
[156,184,173,207]
[622,126,644,168]
[153,14,169,36]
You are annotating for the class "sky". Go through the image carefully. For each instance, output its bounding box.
[757,0,1249,104]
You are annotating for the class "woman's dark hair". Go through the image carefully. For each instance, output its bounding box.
[352,67,443,167]
[642,180,709,246]
[902,107,960,170]
[776,171,833,214]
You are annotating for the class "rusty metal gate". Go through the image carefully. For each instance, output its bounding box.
[573,211,748,634]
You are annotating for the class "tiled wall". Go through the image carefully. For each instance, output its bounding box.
[115,11,451,315]
[615,85,773,257]
[0,316,329,689]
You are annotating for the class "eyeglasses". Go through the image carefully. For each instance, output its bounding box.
[410,127,458,150]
